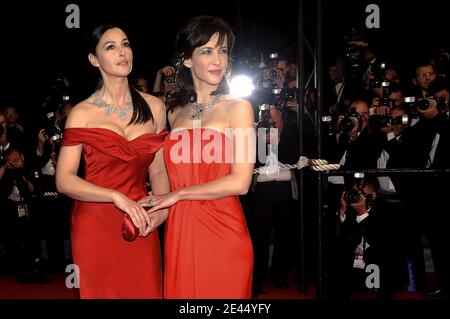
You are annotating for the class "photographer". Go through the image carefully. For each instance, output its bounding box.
[324,100,381,287]
[0,148,47,283]
[325,100,380,175]
[2,105,29,153]
[131,75,149,93]
[392,76,449,297]
[250,59,306,281]
[369,77,405,114]
[329,175,402,298]
[33,101,73,272]
[251,103,296,295]
[325,56,362,115]
[152,65,176,97]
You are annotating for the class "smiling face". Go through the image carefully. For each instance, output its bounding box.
[88,27,133,78]
[183,33,229,90]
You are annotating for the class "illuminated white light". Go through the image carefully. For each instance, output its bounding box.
[230,75,255,97]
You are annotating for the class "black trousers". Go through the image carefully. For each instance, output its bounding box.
[1,200,41,273]
[250,181,297,288]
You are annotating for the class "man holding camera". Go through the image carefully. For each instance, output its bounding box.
[325,100,380,197]
[0,147,48,283]
[329,175,400,298]
[392,76,449,297]
[249,55,303,294]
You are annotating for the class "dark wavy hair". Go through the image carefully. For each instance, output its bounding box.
[166,16,235,112]
[87,24,153,125]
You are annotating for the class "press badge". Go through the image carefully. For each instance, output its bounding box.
[353,255,365,269]
[353,245,365,269]
[17,204,28,218]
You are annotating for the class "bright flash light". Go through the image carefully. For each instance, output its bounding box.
[230,75,255,97]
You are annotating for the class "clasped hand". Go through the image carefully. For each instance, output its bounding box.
[112,191,170,237]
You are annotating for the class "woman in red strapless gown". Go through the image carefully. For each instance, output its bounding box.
[142,16,255,299]
[56,25,170,298]
[161,128,254,298]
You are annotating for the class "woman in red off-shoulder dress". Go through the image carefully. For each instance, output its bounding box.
[56,25,170,298]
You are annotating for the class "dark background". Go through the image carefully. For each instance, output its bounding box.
[0,0,448,119]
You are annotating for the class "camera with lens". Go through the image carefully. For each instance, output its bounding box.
[403,96,448,114]
[417,97,448,112]
[321,115,339,136]
[344,173,365,204]
[344,187,364,204]
[344,173,375,207]
[344,43,361,70]
[343,28,366,75]
[257,104,276,138]
[379,80,393,107]
[164,74,176,84]
[42,74,71,119]
[339,109,363,134]
[369,113,409,131]
[44,111,63,145]
[403,96,417,114]
[51,75,70,102]
[262,52,282,88]
[368,61,387,89]
[273,87,297,111]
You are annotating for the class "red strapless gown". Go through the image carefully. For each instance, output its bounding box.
[61,127,168,299]
[163,128,253,298]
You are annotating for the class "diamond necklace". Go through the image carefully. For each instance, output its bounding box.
[93,90,134,120]
[187,94,221,120]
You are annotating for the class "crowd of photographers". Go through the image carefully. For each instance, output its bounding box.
[233,35,449,299]
[0,76,73,284]
[321,38,449,298]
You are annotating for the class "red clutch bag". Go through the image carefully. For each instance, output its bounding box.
[122,214,139,242]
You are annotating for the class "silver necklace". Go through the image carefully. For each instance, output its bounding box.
[93,90,133,120]
[187,94,221,120]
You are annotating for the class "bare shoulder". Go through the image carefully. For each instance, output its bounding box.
[224,96,255,128]
[139,92,166,115]
[139,92,167,130]
[64,98,94,129]
[224,96,254,118]
[224,96,253,113]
